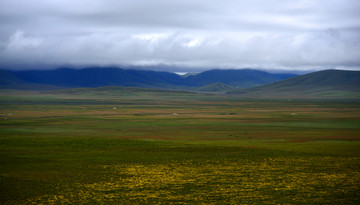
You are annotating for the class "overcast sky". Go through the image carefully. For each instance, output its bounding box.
[0,0,360,72]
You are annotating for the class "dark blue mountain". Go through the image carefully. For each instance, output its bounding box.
[0,69,63,90]
[228,70,360,98]
[182,69,296,88]
[1,67,297,90]
[11,67,184,88]
[0,70,25,86]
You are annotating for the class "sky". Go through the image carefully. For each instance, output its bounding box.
[0,0,360,72]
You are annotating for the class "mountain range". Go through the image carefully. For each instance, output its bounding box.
[1,67,359,98]
[0,67,296,90]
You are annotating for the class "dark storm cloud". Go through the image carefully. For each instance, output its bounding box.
[0,0,360,71]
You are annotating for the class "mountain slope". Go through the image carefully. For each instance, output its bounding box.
[0,70,62,90]
[0,70,25,86]
[196,82,235,92]
[11,67,184,88]
[183,69,296,88]
[228,70,360,98]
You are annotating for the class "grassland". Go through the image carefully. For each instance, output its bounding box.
[0,88,360,204]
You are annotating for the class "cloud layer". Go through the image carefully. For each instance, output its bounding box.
[1,0,360,71]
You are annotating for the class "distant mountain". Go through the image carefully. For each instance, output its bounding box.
[0,70,61,90]
[182,69,296,88]
[196,82,235,93]
[1,67,296,90]
[228,70,360,98]
[0,70,25,86]
[11,67,184,88]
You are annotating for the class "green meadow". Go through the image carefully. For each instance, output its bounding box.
[0,88,360,204]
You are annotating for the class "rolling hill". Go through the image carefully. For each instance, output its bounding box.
[228,70,360,98]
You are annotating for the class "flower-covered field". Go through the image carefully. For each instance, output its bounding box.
[1,89,359,204]
[30,157,360,204]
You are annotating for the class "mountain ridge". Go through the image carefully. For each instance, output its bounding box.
[182,69,296,88]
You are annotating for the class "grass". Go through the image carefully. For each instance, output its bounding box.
[0,88,360,204]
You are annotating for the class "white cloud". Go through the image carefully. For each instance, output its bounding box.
[131,33,168,43]
[184,39,202,48]
[6,31,43,51]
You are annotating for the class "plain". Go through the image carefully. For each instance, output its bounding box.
[0,88,359,204]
